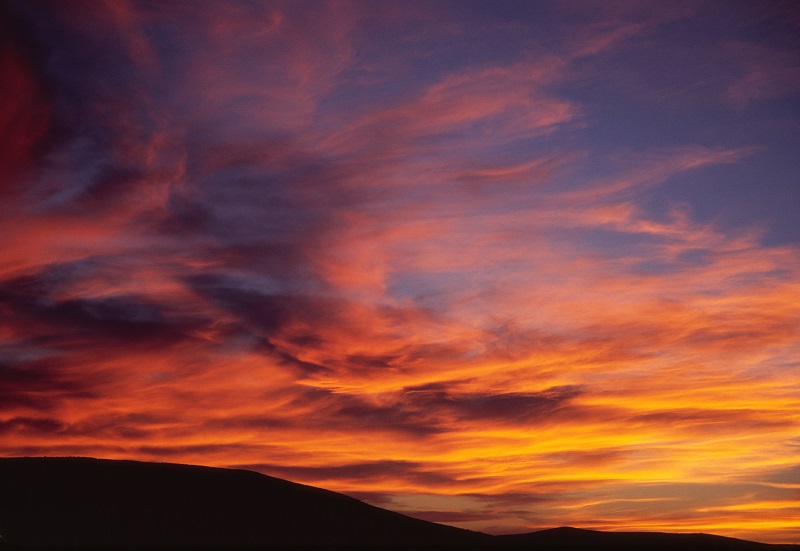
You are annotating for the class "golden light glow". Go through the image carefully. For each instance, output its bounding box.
[1,0,799,545]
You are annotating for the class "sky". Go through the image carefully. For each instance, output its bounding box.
[1,0,799,543]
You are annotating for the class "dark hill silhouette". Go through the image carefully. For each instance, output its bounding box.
[1,457,797,549]
[498,526,800,550]
[0,456,488,547]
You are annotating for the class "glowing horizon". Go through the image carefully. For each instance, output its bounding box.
[1,0,798,543]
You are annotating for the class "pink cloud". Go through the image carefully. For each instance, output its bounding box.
[1,2,798,544]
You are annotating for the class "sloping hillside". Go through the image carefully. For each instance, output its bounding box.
[1,457,796,549]
[0,456,489,546]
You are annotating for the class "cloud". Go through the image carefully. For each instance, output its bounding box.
[0,355,97,412]
[722,23,800,106]
[0,5,53,201]
[1,1,798,544]
[402,383,584,425]
[0,416,65,435]
[233,459,456,489]
[0,267,202,350]
[397,509,492,524]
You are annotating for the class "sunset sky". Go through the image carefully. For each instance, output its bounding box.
[1,0,799,543]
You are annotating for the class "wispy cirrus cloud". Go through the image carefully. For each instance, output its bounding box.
[1,0,798,544]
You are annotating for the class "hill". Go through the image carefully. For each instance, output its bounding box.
[498,526,799,550]
[0,456,488,547]
[1,457,796,548]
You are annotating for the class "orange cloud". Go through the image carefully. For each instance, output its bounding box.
[1,1,798,545]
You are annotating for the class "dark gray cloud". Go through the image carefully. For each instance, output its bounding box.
[0,416,66,435]
[244,382,588,439]
[340,490,395,507]
[0,271,198,348]
[403,383,584,425]
[136,442,285,458]
[1,1,166,215]
[0,355,97,411]
[0,412,161,440]
[396,509,492,524]
[263,386,445,438]
[763,465,800,486]
[185,274,312,335]
[234,459,457,488]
